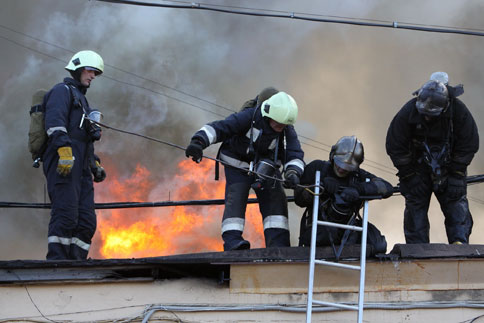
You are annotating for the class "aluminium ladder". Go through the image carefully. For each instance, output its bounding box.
[305,171,370,323]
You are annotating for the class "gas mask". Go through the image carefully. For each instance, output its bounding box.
[87,110,103,141]
[251,159,278,191]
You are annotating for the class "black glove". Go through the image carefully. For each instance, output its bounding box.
[283,169,300,189]
[323,177,340,195]
[294,186,313,207]
[399,174,427,196]
[447,175,466,199]
[91,160,106,183]
[341,187,360,203]
[185,139,204,163]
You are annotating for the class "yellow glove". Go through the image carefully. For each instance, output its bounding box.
[57,146,75,176]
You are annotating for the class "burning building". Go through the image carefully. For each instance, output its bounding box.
[1,0,484,321]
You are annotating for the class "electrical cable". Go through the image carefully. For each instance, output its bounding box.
[5,301,484,322]
[0,197,289,210]
[157,0,484,34]
[137,301,484,318]
[0,24,399,175]
[5,117,484,209]
[2,16,483,190]
[1,4,481,177]
[95,0,484,37]
[93,119,290,184]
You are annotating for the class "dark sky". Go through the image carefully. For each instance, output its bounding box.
[1,0,483,259]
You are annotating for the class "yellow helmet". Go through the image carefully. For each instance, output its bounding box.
[65,50,104,75]
[260,91,298,125]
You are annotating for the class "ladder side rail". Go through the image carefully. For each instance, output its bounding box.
[306,171,321,323]
[357,184,370,323]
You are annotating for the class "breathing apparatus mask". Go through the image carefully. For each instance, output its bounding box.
[415,80,449,117]
[87,110,103,141]
[250,159,278,191]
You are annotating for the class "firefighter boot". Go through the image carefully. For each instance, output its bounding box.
[222,231,250,251]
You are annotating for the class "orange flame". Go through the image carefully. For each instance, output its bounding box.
[91,158,264,259]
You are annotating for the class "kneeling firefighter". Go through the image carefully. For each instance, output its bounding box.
[294,136,393,255]
[186,89,305,251]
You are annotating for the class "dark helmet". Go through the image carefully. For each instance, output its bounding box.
[329,135,364,172]
[416,80,449,116]
[256,87,279,107]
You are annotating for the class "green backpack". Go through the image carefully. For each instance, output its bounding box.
[28,89,48,167]
[28,84,80,167]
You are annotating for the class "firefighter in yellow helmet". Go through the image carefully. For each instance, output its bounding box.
[295,136,393,254]
[186,89,305,251]
[42,50,106,260]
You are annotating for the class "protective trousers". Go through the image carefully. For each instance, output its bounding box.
[403,176,473,244]
[43,140,97,260]
[298,209,387,254]
[221,166,290,251]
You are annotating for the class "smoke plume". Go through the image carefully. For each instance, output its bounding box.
[0,0,483,259]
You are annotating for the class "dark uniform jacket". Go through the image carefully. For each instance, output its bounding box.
[43,77,93,150]
[386,97,479,178]
[294,160,392,252]
[295,160,393,216]
[191,107,305,175]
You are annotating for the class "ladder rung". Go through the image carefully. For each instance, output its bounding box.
[316,220,363,231]
[315,259,361,270]
[312,299,358,311]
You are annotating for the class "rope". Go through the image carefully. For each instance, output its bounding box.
[91,118,483,199]
[93,119,295,185]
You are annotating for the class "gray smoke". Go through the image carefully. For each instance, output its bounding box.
[0,0,483,259]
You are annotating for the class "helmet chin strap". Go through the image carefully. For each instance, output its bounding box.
[69,69,82,82]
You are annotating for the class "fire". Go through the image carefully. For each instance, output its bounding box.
[91,158,264,259]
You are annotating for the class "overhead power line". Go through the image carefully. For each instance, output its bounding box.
[0,24,397,175]
[96,0,484,37]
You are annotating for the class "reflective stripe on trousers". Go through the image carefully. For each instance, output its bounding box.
[48,235,91,251]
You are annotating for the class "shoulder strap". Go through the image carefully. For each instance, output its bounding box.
[214,107,260,181]
[248,106,259,158]
[64,83,82,109]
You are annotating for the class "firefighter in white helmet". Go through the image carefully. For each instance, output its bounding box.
[42,50,106,260]
[186,89,305,251]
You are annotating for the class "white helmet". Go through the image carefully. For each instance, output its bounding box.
[261,91,298,125]
[65,50,104,75]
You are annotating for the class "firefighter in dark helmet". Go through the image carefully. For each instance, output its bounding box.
[295,136,393,253]
[386,72,479,244]
[43,50,106,260]
[186,88,305,251]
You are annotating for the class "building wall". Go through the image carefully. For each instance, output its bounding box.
[2,258,484,322]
